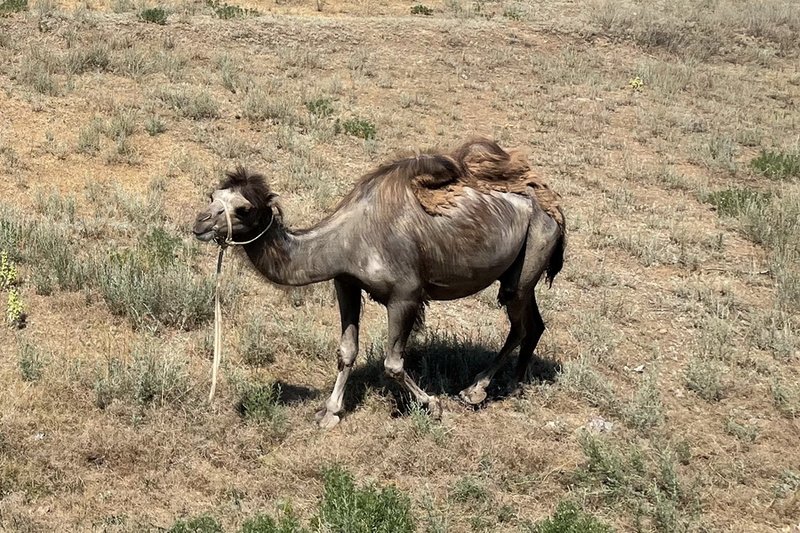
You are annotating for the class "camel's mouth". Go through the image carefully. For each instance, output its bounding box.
[193,211,218,242]
[192,228,216,242]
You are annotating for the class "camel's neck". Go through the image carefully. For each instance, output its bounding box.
[241,213,351,287]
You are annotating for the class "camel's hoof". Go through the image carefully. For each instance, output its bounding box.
[427,397,443,420]
[459,386,487,406]
[317,411,341,430]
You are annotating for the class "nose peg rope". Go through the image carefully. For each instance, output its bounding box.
[209,203,275,402]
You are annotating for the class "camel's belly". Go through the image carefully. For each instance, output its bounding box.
[420,191,530,299]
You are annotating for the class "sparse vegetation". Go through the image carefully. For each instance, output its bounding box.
[167,515,223,533]
[411,4,433,16]
[684,358,726,402]
[0,1,799,530]
[94,336,190,409]
[0,0,26,16]
[95,227,222,330]
[242,88,294,124]
[315,465,415,533]
[751,149,800,181]
[17,338,45,382]
[0,250,17,290]
[236,381,287,433]
[77,120,103,155]
[525,500,613,533]
[771,379,799,419]
[206,0,258,19]
[575,433,699,531]
[305,97,334,118]
[240,508,306,533]
[145,115,167,136]
[341,118,376,140]
[139,6,167,25]
[705,188,771,217]
[239,312,275,366]
[6,287,25,328]
[157,87,220,120]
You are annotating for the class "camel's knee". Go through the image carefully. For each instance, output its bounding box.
[383,357,404,380]
[337,341,358,369]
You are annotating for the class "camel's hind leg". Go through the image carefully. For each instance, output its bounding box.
[460,195,560,405]
[514,293,546,384]
[458,298,526,405]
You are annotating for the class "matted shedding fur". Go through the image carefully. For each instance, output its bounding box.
[367,138,564,228]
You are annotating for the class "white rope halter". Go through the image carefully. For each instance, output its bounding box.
[208,203,275,402]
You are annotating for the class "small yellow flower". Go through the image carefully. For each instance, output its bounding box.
[628,76,644,91]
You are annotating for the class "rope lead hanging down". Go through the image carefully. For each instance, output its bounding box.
[207,203,275,402]
[209,244,226,403]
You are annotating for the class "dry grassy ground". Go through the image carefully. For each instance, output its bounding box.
[1,0,799,531]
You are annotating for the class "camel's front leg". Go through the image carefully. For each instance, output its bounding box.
[316,280,361,429]
[383,299,442,419]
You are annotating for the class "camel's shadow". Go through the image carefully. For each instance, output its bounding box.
[342,332,561,416]
[273,380,320,405]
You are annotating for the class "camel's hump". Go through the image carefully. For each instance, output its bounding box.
[402,140,563,227]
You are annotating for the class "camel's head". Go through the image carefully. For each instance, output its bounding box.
[193,166,279,244]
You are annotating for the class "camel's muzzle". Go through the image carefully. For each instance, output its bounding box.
[193,211,217,242]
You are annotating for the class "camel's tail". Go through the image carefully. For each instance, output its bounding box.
[545,206,566,288]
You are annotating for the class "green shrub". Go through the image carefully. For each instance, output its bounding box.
[503,4,524,20]
[526,500,614,533]
[145,116,167,136]
[451,476,490,504]
[139,7,167,24]
[18,339,45,382]
[242,88,294,124]
[0,0,27,16]
[66,44,112,75]
[705,188,771,217]
[341,118,376,140]
[751,149,800,181]
[411,4,433,15]
[240,313,275,366]
[772,379,799,419]
[77,120,103,155]
[305,98,334,118]
[0,210,85,291]
[237,381,286,431]
[94,230,219,331]
[314,465,415,533]
[157,88,219,120]
[34,189,77,223]
[94,337,190,409]
[240,507,306,533]
[207,0,258,19]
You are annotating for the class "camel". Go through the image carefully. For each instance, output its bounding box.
[192,138,566,429]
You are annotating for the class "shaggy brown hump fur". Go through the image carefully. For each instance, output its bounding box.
[406,138,564,229]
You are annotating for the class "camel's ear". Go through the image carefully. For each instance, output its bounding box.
[270,203,284,224]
